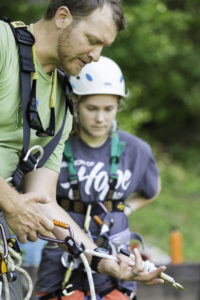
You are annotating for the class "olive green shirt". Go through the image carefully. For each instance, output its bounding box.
[0,21,72,179]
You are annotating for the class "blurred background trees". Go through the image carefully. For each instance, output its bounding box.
[104,0,200,152]
[1,0,200,261]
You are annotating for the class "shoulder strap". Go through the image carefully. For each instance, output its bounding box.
[3,18,35,157]
[110,132,126,177]
[63,140,80,200]
[37,70,73,168]
[106,132,125,200]
[3,18,73,189]
[63,140,77,177]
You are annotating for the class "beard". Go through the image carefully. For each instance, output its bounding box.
[57,25,82,76]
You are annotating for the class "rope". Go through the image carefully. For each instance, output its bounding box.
[0,240,33,300]
[79,253,96,300]
[85,249,184,291]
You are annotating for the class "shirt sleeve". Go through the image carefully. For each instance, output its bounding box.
[137,149,160,199]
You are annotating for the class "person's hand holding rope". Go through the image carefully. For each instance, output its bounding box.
[93,247,166,285]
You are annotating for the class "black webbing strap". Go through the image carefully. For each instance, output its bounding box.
[3,18,73,188]
[37,71,73,167]
[4,19,36,156]
[63,140,80,200]
[58,198,125,215]
[3,19,36,188]
[12,69,73,188]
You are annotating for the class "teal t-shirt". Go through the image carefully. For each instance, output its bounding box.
[0,21,72,179]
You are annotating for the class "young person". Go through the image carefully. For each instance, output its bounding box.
[36,56,163,300]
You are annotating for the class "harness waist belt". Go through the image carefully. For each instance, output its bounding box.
[58,199,124,215]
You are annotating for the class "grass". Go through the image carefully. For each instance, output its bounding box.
[128,150,200,262]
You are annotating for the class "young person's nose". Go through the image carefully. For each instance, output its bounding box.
[95,110,104,122]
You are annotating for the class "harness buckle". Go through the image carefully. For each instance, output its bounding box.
[10,21,35,46]
[62,284,74,296]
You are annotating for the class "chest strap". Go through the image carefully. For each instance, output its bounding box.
[3,18,73,189]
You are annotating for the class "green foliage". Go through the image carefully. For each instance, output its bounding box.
[129,152,200,262]
[103,0,200,144]
[0,0,49,23]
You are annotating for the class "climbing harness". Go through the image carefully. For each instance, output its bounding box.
[60,132,125,211]
[57,132,143,296]
[0,223,33,300]
[2,18,73,190]
[37,219,184,300]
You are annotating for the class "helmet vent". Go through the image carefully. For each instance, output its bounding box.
[85,73,93,81]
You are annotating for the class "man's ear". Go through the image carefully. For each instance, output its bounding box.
[54,6,73,29]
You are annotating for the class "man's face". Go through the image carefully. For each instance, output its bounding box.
[57,5,117,75]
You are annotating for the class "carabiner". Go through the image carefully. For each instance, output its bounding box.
[23,145,44,170]
[6,145,44,183]
[38,219,74,243]
[37,234,65,245]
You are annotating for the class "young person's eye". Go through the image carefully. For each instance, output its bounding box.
[87,106,96,111]
[106,107,113,111]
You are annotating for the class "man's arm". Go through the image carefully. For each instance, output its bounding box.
[23,167,166,284]
[124,177,161,216]
[23,166,96,255]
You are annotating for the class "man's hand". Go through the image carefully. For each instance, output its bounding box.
[4,192,54,243]
[97,248,166,285]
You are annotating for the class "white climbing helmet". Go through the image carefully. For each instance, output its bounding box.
[70,56,125,97]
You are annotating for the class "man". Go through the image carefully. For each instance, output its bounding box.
[0,1,165,299]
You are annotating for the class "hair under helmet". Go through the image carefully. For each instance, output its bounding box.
[69,56,125,97]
